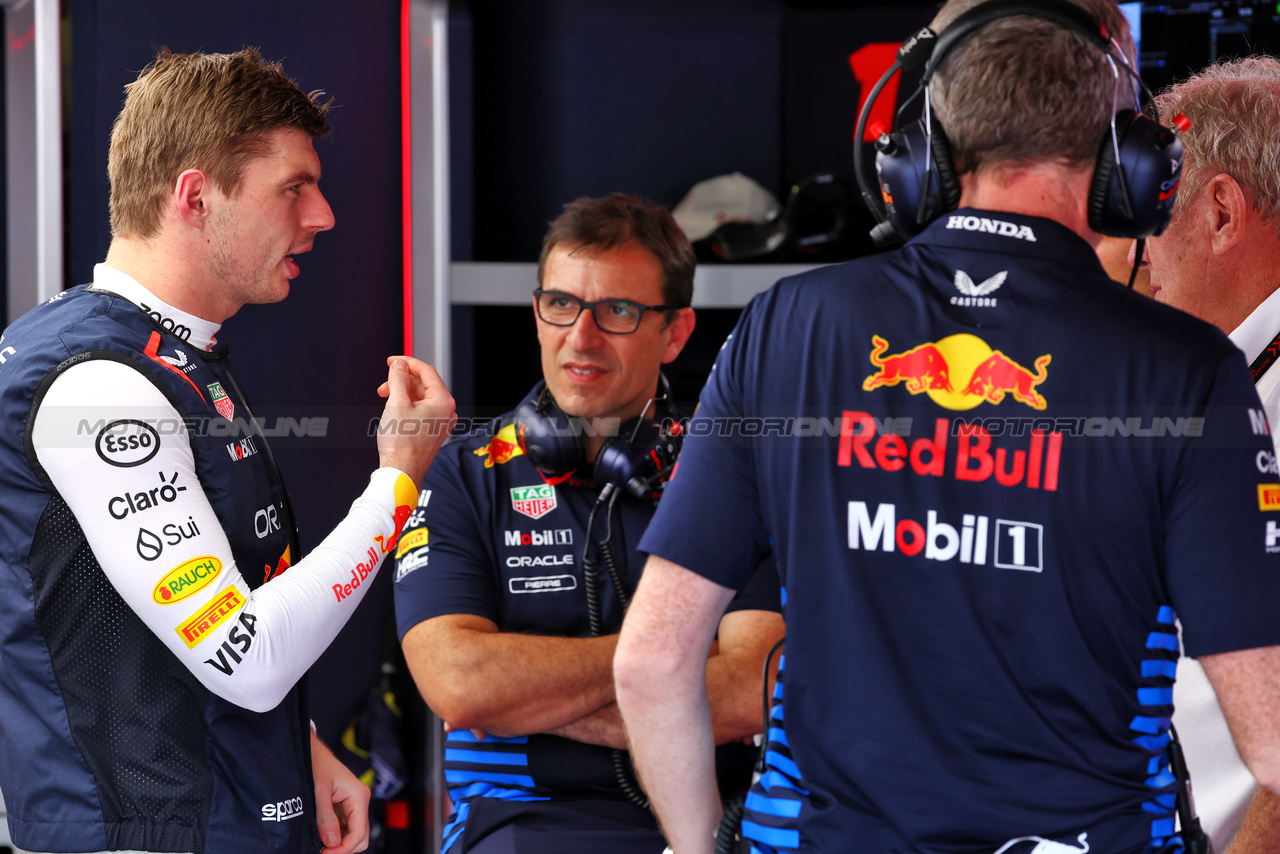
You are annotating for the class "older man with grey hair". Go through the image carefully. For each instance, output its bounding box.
[1139,55,1280,854]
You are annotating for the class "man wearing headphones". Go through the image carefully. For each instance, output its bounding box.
[1135,56,1280,854]
[614,3,1280,854]
[394,194,784,854]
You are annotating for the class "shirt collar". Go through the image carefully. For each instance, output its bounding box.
[913,208,1100,268]
[1227,286,1280,364]
[93,263,220,352]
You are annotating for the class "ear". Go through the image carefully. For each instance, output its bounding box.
[174,169,212,228]
[1206,173,1248,255]
[660,308,696,364]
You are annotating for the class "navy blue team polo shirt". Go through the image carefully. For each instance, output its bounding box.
[641,210,1280,854]
[395,385,780,853]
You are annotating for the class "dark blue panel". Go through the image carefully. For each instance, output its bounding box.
[470,0,782,261]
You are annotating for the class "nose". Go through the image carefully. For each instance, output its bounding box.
[1127,238,1150,267]
[306,187,336,233]
[565,304,605,349]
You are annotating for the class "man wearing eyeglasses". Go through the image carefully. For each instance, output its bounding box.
[393,194,784,854]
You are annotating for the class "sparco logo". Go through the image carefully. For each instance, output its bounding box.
[945,215,1037,242]
[109,471,187,519]
[261,795,304,822]
[847,500,1044,572]
[96,419,161,467]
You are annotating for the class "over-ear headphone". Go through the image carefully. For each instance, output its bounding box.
[514,381,683,499]
[854,0,1186,247]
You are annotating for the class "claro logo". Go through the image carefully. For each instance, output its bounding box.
[95,419,161,467]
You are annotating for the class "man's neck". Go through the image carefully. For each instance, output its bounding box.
[105,236,237,324]
[958,162,1100,247]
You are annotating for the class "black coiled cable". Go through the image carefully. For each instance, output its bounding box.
[581,484,648,810]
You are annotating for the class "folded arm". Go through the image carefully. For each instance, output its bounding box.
[401,613,620,736]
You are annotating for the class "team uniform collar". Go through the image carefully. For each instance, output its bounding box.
[913,208,1101,268]
[1228,285,1280,365]
[92,263,221,352]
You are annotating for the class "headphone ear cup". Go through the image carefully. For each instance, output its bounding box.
[593,417,654,491]
[875,119,952,243]
[1090,110,1185,238]
[930,119,962,213]
[593,417,675,498]
[1088,111,1126,234]
[514,399,585,477]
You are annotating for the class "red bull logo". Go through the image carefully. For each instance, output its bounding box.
[863,336,953,394]
[263,546,291,584]
[962,352,1051,410]
[474,423,525,467]
[375,473,420,555]
[863,334,1051,411]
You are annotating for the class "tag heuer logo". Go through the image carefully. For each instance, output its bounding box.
[207,382,234,421]
[511,484,557,520]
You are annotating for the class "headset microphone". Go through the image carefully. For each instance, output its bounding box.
[593,407,683,499]
[514,379,682,496]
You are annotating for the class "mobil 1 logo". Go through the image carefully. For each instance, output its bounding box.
[847,500,1045,572]
[503,528,573,547]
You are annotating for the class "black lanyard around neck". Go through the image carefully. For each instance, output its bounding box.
[1249,328,1280,382]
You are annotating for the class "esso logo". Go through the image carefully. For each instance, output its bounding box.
[95,420,160,467]
[1258,450,1279,476]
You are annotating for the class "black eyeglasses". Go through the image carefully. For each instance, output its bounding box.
[532,289,680,335]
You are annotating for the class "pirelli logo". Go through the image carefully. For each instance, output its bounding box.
[396,528,428,558]
[1261,484,1280,512]
[176,588,245,649]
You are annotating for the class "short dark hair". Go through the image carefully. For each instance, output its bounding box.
[109,47,332,239]
[929,0,1135,176]
[537,193,696,308]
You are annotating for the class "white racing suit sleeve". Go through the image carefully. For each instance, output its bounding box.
[31,359,418,713]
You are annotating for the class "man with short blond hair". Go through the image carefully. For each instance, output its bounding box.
[0,48,454,854]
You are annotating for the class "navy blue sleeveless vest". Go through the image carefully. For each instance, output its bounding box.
[0,285,317,853]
